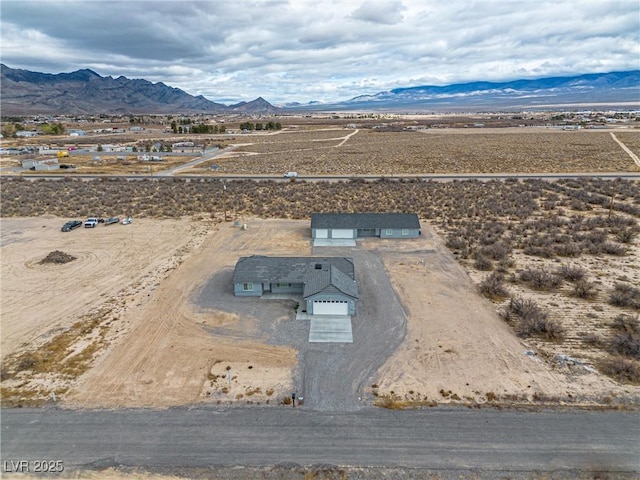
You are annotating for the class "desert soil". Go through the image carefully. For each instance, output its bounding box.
[2,217,637,409]
[373,225,638,405]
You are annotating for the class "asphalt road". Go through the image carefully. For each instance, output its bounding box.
[1,407,638,474]
[3,172,640,182]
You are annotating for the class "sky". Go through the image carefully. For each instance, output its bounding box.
[1,0,639,105]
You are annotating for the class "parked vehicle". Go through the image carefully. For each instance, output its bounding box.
[104,217,120,225]
[61,220,82,232]
[283,171,298,178]
[121,216,133,225]
[84,217,99,228]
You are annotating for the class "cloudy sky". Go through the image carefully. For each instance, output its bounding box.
[1,0,638,104]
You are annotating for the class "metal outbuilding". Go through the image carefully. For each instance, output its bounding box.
[311,213,421,240]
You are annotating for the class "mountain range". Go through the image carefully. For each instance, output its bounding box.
[1,64,638,115]
[0,64,280,115]
[293,71,640,111]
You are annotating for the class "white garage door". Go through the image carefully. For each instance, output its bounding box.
[313,300,349,315]
[331,229,354,239]
[315,229,329,239]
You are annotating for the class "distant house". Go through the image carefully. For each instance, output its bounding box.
[233,256,358,316]
[16,131,38,138]
[21,158,59,170]
[311,213,421,240]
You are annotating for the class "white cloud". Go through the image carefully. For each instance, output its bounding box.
[0,0,638,103]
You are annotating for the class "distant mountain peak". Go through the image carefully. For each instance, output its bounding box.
[229,96,280,113]
[0,65,277,115]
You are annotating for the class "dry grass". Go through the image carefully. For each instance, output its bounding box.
[0,306,114,406]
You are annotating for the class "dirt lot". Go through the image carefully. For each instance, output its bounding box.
[2,216,638,409]
[374,225,638,406]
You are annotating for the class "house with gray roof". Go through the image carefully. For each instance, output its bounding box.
[311,213,421,240]
[233,256,358,315]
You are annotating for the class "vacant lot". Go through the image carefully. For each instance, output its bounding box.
[187,128,639,175]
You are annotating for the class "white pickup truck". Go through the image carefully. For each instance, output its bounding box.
[84,217,99,228]
[283,171,298,178]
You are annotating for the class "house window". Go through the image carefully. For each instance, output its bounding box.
[276,283,292,288]
[385,229,393,235]
[242,283,253,291]
[402,229,409,235]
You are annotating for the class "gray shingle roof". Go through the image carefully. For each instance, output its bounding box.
[233,256,357,298]
[303,264,359,298]
[311,213,420,230]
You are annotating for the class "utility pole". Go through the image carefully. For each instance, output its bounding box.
[608,178,620,220]
[222,182,228,221]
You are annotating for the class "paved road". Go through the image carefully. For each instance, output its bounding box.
[153,146,238,176]
[1,407,638,474]
[3,172,640,182]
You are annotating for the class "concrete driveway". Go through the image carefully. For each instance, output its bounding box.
[308,316,353,342]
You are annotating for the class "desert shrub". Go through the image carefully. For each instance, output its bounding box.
[496,257,515,271]
[611,313,640,333]
[480,242,512,261]
[599,356,640,384]
[553,242,582,257]
[616,228,638,244]
[572,279,597,299]
[522,245,555,258]
[474,255,493,271]
[610,314,640,359]
[445,235,467,250]
[519,268,563,291]
[508,297,564,341]
[478,272,509,299]
[557,264,586,282]
[609,283,640,310]
[611,333,640,359]
[601,242,628,256]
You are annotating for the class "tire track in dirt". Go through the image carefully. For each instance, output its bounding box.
[67,220,301,408]
[610,132,640,168]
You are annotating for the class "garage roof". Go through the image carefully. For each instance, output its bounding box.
[303,264,358,299]
[311,213,420,230]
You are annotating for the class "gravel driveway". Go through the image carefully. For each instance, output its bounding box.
[194,247,407,411]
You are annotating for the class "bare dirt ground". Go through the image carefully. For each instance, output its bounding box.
[65,219,305,408]
[0,217,197,360]
[373,225,639,407]
[2,217,637,409]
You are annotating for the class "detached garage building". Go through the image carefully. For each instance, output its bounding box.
[311,213,421,240]
[233,256,358,315]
